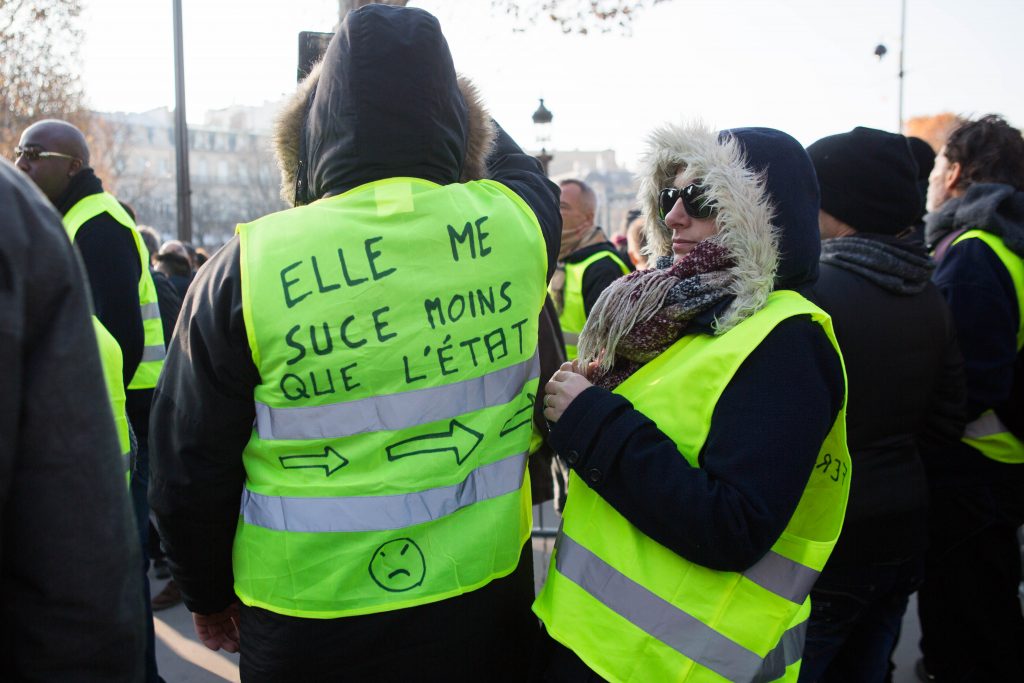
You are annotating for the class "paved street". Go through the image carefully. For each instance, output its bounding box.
[150,503,924,682]
[152,588,240,683]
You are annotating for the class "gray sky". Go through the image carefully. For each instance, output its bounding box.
[82,0,1024,168]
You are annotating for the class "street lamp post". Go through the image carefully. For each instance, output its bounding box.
[874,0,907,133]
[897,0,906,133]
[172,0,192,242]
[532,98,553,177]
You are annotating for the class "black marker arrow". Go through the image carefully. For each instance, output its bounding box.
[386,420,483,465]
[500,393,535,437]
[279,446,349,476]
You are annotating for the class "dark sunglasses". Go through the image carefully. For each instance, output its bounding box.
[658,183,716,220]
[14,145,79,163]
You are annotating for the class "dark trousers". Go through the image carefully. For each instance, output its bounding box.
[918,463,1024,682]
[531,627,607,682]
[799,556,923,682]
[239,544,537,682]
[130,425,162,683]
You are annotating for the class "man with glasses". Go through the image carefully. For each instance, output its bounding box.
[16,118,166,683]
[15,120,151,390]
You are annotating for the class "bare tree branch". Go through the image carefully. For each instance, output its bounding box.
[490,0,673,34]
[336,0,671,34]
[0,0,85,155]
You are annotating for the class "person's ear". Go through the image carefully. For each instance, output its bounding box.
[69,158,83,176]
[946,161,962,195]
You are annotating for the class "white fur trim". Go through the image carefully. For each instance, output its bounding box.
[637,122,779,332]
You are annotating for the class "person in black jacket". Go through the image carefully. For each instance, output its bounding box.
[800,127,966,682]
[16,121,144,384]
[138,225,184,347]
[0,157,144,681]
[149,6,560,681]
[918,114,1024,682]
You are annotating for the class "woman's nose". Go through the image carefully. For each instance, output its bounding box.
[664,197,690,227]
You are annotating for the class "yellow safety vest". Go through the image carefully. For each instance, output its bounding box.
[92,316,131,482]
[551,249,629,359]
[951,230,1024,464]
[534,290,851,682]
[63,192,166,390]
[234,177,548,618]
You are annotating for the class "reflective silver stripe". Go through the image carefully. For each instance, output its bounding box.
[562,331,580,346]
[140,344,166,363]
[752,619,807,683]
[255,351,540,441]
[742,550,820,605]
[964,411,1006,440]
[122,452,132,474]
[241,451,526,533]
[140,301,161,320]
[556,533,767,681]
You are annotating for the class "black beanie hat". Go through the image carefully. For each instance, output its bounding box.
[806,126,922,235]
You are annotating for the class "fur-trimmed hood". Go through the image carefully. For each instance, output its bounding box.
[638,123,821,331]
[273,4,495,206]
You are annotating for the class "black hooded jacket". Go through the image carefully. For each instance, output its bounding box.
[149,5,560,619]
[299,6,469,202]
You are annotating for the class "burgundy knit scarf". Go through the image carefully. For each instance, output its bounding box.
[578,240,736,389]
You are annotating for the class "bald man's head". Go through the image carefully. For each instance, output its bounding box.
[16,119,89,204]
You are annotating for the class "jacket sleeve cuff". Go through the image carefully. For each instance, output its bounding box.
[549,386,634,488]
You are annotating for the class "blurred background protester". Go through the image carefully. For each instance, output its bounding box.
[549,178,630,360]
[154,239,195,300]
[615,208,640,270]
[625,208,649,270]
